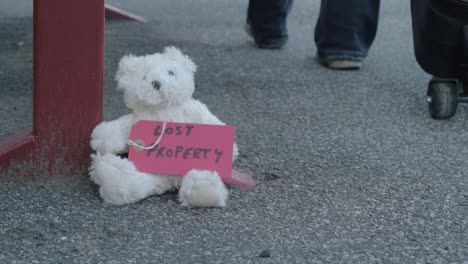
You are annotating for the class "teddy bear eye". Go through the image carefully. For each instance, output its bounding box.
[168,70,175,76]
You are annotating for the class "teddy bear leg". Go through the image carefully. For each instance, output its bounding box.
[178,169,228,208]
[89,153,174,205]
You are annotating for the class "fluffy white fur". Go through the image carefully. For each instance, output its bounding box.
[89,46,238,207]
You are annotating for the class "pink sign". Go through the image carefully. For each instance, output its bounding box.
[128,120,255,188]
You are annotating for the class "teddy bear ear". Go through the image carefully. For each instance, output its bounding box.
[115,54,144,87]
[117,54,142,73]
[163,46,197,73]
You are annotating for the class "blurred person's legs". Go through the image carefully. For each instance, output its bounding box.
[315,0,380,69]
[246,0,293,49]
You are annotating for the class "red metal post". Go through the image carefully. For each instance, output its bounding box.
[0,0,104,177]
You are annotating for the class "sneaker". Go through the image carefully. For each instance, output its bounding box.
[322,59,362,70]
[244,23,286,50]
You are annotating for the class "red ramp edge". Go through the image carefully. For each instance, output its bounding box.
[105,4,146,22]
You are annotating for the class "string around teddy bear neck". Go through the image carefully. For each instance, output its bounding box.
[127,121,167,150]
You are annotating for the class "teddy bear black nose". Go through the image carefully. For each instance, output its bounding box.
[152,80,161,90]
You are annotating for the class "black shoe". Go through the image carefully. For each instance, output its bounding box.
[245,23,286,50]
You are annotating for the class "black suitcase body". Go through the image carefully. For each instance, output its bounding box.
[411,0,468,119]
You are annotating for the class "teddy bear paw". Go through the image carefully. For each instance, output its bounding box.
[179,169,228,208]
[89,153,144,205]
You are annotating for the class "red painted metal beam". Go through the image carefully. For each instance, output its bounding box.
[105,4,146,22]
[0,0,104,177]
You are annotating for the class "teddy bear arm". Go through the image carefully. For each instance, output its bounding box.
[188,101,225,125]
[90,114,134,154]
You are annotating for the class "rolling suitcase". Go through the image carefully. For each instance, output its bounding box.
[411,0,468,119]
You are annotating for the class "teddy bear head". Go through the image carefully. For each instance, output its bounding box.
[115,46,197,111]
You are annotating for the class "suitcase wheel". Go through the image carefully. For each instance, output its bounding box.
[427,80,458,119]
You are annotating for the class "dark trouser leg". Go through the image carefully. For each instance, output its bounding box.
[315,0,380,61]
[247,0,293,48]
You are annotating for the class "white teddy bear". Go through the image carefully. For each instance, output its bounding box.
[89,46,238,207]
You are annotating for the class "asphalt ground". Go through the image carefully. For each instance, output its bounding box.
[0,0,467,263]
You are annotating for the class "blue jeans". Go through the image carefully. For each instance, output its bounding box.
[247,0,380,60]
[247,0,293,48]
